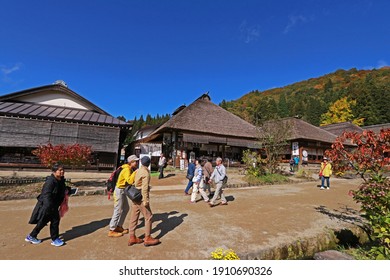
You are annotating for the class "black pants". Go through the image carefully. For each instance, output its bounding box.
[30,210,60,241]
[158,166,164,179]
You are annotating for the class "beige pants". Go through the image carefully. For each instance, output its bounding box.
[191,180,209,202]
[128,201,153,237]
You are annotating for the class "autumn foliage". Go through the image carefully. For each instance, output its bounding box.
[325,129,390,181]
[325,129,390,259]
[33,143,92,168]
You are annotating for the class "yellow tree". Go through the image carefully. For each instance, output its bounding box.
[320,97,364,126]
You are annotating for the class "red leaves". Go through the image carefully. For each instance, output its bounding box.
[325,128,390,181]
[32,143,92,168]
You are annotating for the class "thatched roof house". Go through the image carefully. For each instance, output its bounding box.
[320,122,363,136]
[0,82,131,169]
[133,93,259,166]
[258,117,341,163]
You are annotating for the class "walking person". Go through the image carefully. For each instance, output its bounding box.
[108,155,139,237]
[128,156,160,246]
[202,158,213,195]
[293,155,299,172]
[25,163,70,247]
[184,159,195,195]
[289,157,294,172]
[158,153,167,179]
[208,157,228,207]
[319,157,332,190]
[189,159,209,203]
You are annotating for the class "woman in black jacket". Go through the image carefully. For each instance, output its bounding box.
[25,163,70,247]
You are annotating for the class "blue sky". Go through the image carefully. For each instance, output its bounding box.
[1,0,389,120]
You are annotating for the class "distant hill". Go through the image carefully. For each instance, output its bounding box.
[220,67,390,127]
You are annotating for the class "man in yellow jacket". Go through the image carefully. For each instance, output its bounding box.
[108,155,138,237]
[319,157,332,190]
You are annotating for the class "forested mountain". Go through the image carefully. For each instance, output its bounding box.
[220,67,390,127]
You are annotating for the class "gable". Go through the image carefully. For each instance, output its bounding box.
[0,84,108,114]
[13,90,89,110]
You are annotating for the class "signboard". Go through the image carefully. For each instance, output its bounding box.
[292,142,299,156]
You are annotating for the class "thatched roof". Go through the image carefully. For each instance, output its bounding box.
[320,122,363,136]
[149,93,257,139]
[259,118,339,144]
[362,123,390,134]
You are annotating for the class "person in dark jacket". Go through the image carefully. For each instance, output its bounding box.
[25,163,70,247]
[184,159,196,195]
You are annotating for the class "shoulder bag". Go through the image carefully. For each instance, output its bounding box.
[125,185,142,202]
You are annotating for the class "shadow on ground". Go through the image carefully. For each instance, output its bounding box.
[135,210,188,239]
[61,218,110,242]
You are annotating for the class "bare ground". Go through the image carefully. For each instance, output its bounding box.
[0,169,365,260]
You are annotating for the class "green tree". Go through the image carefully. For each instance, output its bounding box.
[277,93,289,118]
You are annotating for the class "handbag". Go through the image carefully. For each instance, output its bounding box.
[186,174,194,180]
[124,185,142,202]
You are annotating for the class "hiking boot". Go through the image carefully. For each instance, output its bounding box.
[128,236,144,246]
[114,226,129,234]
[51,238,64,247]
[143,236,160,247]
[108,230,123,237]
[25,235,41,245]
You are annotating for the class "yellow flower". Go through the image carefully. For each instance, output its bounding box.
[210,248,240,260]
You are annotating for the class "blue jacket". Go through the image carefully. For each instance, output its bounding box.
[187,162,195,176]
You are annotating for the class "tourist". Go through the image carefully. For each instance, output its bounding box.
[190,159,209,203]
[25,163,70,247]
[202,158,213,195]
[184,159,196,195]
[208,157,228,207]
[158,153,167,179]
[319,157,332,190]
[128,156,160,246]
[108,155,139,237]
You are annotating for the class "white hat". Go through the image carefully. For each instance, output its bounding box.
[127,155,139,163]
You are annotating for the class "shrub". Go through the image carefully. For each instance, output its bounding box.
[32,143,92,168]
[327,129,390,259]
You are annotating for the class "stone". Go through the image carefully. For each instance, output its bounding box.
[313,250,354,260]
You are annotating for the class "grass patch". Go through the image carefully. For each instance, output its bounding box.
[244,173,290,185]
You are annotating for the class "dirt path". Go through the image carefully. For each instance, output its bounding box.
[0,177,364,260]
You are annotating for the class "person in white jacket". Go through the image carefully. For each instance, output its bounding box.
[189,159,209,203]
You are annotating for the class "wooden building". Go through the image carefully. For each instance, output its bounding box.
[0,82,131,169]
[132,93,259,167]
[265,117,339,164]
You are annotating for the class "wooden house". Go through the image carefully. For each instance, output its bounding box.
[0,82,131,170]
[132,93,259,167]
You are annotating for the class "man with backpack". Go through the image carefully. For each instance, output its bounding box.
[108,155,139,238]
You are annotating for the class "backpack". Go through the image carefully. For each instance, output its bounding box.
[106,166,123,197]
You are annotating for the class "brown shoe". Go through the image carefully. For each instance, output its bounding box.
[128,236,144,246]
[143,236,160,247]
[108,230,123,238]
[114,226,129,234]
